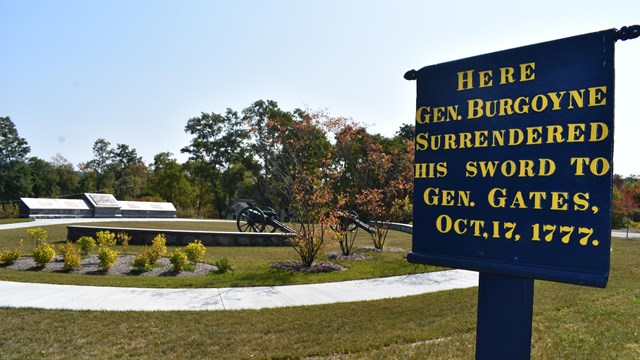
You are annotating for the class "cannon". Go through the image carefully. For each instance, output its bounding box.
[235,203,379,235]
[236,205,296,233]
[332,210,378,235]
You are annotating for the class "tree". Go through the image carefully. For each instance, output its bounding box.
[79,139,148,199]
[181,110,251,217]
[0,116,30,163]
[333,124,413,250]
[50,154,80,197]
[80,138,115,193]
[27,157,58,198]
[395,123,415,141]
[262,109,337,266]
[147,152,196,214]
[242,100,294,206]
[0,116,32,201]
[613,175,640,238]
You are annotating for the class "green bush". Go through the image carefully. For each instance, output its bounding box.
[76,236,97,255]
[97,247,118,270]
[169,249,188,272]
[214,257,233,274]
[32,243,56,267]
[147,234,168,264]
[59,243,82,272]
[131,253,151,272]
[0,249,22,265]
[96,231,117,247]
[185,239,206,263]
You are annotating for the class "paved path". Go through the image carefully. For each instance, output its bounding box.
[0,270,478,311]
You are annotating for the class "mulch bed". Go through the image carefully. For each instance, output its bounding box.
[2,254,217,277]
[269,260,347,273]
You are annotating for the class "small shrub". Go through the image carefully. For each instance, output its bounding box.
[59,243,81,272]
[27,227,48,247]
[0,249,22,265]
[97,247,118,270]
[169,249,188,272]
[185,239,206,263]
[131,253,151,272]
[117,231,131,252]
[32,243,56,267]
[147,234,168,264]
[214,257,233,274]
[76,236,96,255]
[96,231,117,247]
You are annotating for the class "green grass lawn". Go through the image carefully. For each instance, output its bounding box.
[0,221,435,288]
[0,218,33,225]
[0,237,638,359]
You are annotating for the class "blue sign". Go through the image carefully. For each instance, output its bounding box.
[408,29,616,288]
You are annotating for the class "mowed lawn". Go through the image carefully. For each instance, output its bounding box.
[0,235,638,359]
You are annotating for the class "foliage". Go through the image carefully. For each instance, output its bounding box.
[131,252,152,272]
[27,227,48,247]
[59,242,82,272]
[260,109,337,266]
[76,236,97,255]
[147,152,196,212]
[95,230,116,247]
[214,257,233,273]
[97,247,118,270]
[116,231,131,252]
[612,175,640,232]
[184,239,206,263]
[0,116,32,201]
[0,248,21,265]
[32,243,56,266]
[0,202,20,219]
[147,234,168,264]
[181,110,252,217]
[169,249,188,272]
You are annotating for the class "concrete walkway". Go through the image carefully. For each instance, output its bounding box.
[0,270,478,311]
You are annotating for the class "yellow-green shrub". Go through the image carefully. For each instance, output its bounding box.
[97,247,118,270]
[27,227,48,247]
[76,236,96,255]
[169,249,188,272]
[96,231,117,247]
[132,253,151,272]
[117,231,131,252]
[59,243,81,272]
[32,243,56,266]
[185,240,206,263]
[147,234,168,264]
[0,249,22,265]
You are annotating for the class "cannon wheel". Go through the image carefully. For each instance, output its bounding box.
[237,206,266,232]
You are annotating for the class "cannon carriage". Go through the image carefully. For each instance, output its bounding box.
[235,203,378,235]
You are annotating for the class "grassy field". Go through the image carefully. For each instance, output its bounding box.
[0,237,638,359]
[0,221,435,288]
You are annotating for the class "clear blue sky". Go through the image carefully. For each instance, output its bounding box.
[1,0,639,175]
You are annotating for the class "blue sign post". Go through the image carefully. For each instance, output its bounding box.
[406,26,639,358]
